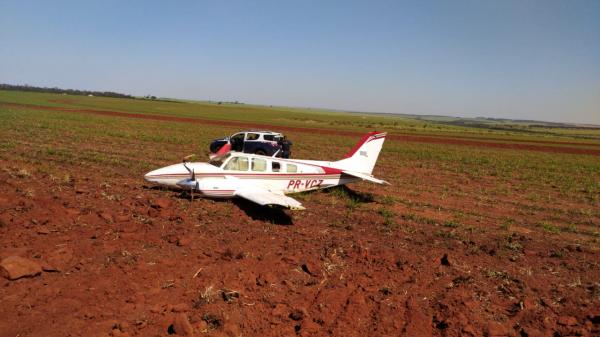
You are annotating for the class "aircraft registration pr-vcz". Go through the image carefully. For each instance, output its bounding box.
[287,179,323,190]
[145,131,389,210]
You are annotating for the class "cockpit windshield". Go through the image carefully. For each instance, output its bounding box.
[209,153,230,168]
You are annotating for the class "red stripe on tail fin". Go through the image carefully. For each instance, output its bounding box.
[342,131,381,159]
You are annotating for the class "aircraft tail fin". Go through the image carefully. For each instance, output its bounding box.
[333,131,387,175]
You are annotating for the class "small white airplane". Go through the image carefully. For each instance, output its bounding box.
[144,131,389,210]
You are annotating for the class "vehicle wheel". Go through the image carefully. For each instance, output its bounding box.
[255,149,266,156]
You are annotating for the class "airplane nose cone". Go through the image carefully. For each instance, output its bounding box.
[144,169,160,183]
[143,163,191,188]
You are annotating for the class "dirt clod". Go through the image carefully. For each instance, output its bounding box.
[0,256,42,280]
[99,211,114,223]
[202,313,223,329]
[152,198,172,209]
[177,236,192,247]
[440,253,451,266]
[289,309,305,321]
[170,303,190,313]
[36,226,50,234]
[557,316,578,326]
[486,321,510,336]
[221,289,240,303]
[300,262,319,276]
[271,304,288,318]
[256,272,277,286]
[196,320,208,332]
[40,261,59,272]
[170,313,194,336]
[379,286,392,296]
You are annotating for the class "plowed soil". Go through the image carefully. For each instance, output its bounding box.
[1,160,598,337]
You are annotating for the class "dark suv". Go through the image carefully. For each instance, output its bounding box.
[209,130,292,157]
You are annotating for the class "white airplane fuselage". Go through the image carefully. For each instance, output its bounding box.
[144,131,388,210]
[144,156,359,198]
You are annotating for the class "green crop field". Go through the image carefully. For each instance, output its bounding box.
[1,90,598,242]
[1,89,599,337]
[3,90,600,142]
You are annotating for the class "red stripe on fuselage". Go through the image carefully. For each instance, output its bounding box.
[147,173,341,178]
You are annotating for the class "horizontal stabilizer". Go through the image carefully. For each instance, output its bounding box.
[236,188,305,210]
[342,170,390,185]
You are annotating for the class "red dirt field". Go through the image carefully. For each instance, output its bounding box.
[1,158,598,337]
[1,101,599,157]
[1,96,599,337]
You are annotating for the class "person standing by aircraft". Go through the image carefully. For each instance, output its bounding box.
[280,136,292,158]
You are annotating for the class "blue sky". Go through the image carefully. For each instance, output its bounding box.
[1,0,599,124]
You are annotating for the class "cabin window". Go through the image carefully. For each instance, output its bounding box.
[272,161,281,172]
[286,164,298,173]
[246,133,260,141]
[224,156,249,171]
[251,158,267,171]
[264,135,274,141]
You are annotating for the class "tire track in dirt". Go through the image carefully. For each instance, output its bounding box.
[2,101,600,156]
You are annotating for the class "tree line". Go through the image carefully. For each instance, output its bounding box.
[0,83,134,99]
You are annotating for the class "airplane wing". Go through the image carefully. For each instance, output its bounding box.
[235,188,305,210]
[342,170,390,185]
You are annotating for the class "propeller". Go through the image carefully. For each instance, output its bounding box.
[182,155,197,202]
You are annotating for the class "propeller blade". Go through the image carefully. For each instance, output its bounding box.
[189,174,197,202]
[182,155,197,203]
[182,154,196,175]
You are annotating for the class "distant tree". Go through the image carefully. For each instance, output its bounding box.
[0,83,134,99]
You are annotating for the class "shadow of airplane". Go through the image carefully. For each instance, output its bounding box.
[233,199,293,225]
[323,185,375,203]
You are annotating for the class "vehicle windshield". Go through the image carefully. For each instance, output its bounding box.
[209,153,231,168]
